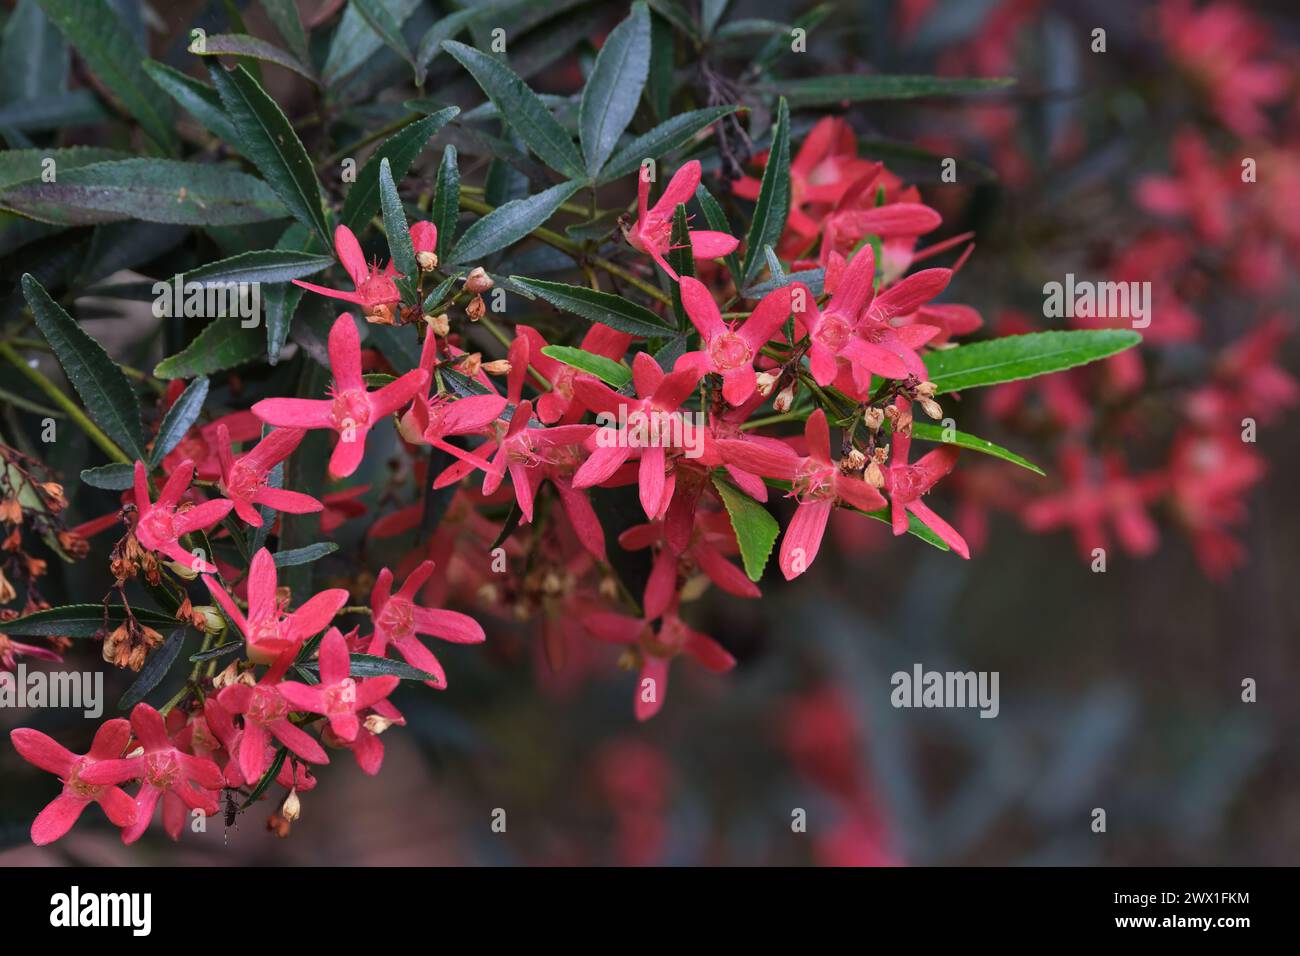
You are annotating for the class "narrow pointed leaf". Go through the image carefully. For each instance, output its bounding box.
[149,376,210,467]
[510,277,673,337]
[922,330,1142,394]
[741,96,789,286]
[447,180,581,265]
[540,345,631,388]
[579,2,651,177]
[339,107,458,232]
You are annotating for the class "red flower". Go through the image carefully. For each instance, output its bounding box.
[678,278,793,405]
[215,424,323,526]
[203,547,349,664]
[883,399,970,558]
[278,627,399,742]
[0,633,62,670]
[369,560,486,689]
[10,719,138,845]
[517,323,632,424]
[292,222,437,321]
[625,160,738,278]
[717,409,886,579]
[132,459,233,573]
[252,314,428,478]
[218,657,330,783]
[79,703,224,844]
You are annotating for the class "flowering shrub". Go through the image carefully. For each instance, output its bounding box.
[0,0,1291,859]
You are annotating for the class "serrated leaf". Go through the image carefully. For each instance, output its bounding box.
[668,203,694,328]
[923,330,1142,394]
[339,107,458,233]
[765,74,1015,106]
[322,0,421,87]
[510,277,672,337]
[258,0,311,65]
[189,640,243,663]
[1,0,69,102]
[142,60,241,145]
[2,603,180,637]
[209,64,329,247]
[35,0,175,152]
[741,96,789,286]
[150,376,209,467]
[378,157,416,286]
[273,542,339,567]
[442,40,584,179]
[580,2,651,178]
[431,144,460,262]
[540,345,631,388]
[301,652,441,684]
[694,183,742,290]
[79,462,134,490]
[154,317,264,380]
[447,179,580,265]
[352,0,416,75]
[600,106,737,182]
[712,475,778,582]
[0,158,284,226]
[195,33,317,83]
[118,628,186,709]
[414,8,479,85]
[908,421,1044,475]
[0,147,130,191]
[22,273,144,461]
[186,249,334,285]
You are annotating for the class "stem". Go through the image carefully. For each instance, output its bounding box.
[0,342,131,464]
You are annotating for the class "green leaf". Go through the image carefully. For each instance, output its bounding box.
[352,0,416,76]
[741,96,789,286]
[908,421,1044,475]
[118,629,186,710]
[189,640,243,663]
[2,603,180,638]
[273,542,339,567]
[0,91,103,131]
[35,0,175,152]
[258,0,311,64]
[712,475,778,582]
[922,330,1142,394]
[149,376,210,468]
[431,144,460,262]
[579,1,651,178]
[540,345,631,388]
[599,106,737,181]
[0,147,130,190]
[1,0,69,102]
[694,183,742,290]
[185,249,334,285]
[194,33,317,84]
[511,277,673,337]
[378,157,416,282]
[765,74,1015,107]
[322,0,421,87]
[414,8,479,85]
[79,462,134,490]
[154,317,265,380]
[0,158,285,226]
[339,107,458,233]
[22,273,144,460]
[447,179,581,265]
[141,60,241,145]
[265,224,319,364]
[301,652,442,684]
[700,0,731,36]
[442,40,585,179]
[668,202,694,328]
[209,64,329,247]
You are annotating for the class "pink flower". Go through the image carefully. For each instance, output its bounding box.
[717,409,886,579]
[369,560,486,689]
[678,278,793,405]
[10,719,138,845]
[585,592,735,722]
[218,657,330,783]
[78,703,224,844]
[278,627,399,742]
[203,547,349,665]
[517,323,632,424]
[162,409,261,481]
[883,399,970,558]
[619,510,760,617]
[215,424,323,526]
[292,222,437,321]
[252,314,428,478]
[0,633,62,670]
[571,352,709,520]
[132,459,233,573]
[625,160,738,278]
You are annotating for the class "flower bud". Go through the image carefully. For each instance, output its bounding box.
[460,352,483,378]
[464,267,494,294]
[864,407,885,432]
[281,789,301,823]
[755,370,780,397]
[465,294,486,322]
[267,812,291,838]
[425,312,450,337]
[914,380,938,398]
[0,497,22,525]
[864,460,885,488]
[919,397,943,420]
[363,714,397,735]
[364,303,395,326]
[482,359,512,376]
[842,448,866,473]
[194,605,227,638]
[40,482,67,513]
[166,559,200,581]
[416,250,438,273]
[773,381,797,413]
[57,530,90,559]
[0,568,15,604]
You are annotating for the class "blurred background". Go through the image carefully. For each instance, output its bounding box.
[2,0,1298,865]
